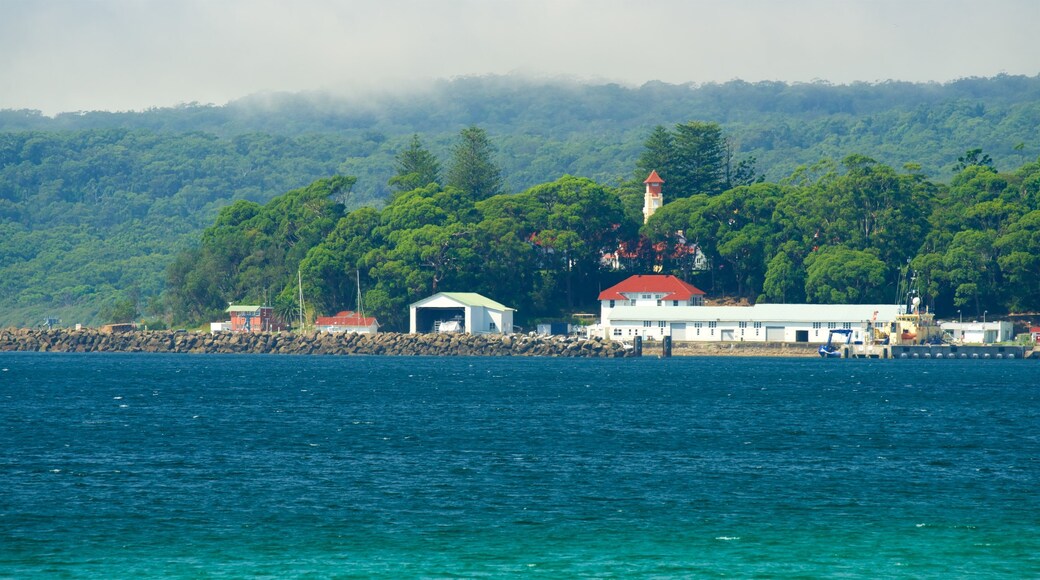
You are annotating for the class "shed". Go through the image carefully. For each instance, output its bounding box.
[409,292,514,335]
[315,311,379,334]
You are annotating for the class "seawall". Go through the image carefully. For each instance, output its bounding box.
[0,329,632,357]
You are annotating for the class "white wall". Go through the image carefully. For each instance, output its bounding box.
[600,303,899,344]
[605,319,865,344]
[468,306,511,334]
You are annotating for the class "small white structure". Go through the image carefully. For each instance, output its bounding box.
[210,321,231,334]
[315,311,379,334]
[410,292,515,335]
[940,321,1014,344]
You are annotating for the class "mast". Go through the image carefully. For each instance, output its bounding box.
[356,269,364,321]
[298,268,305,331]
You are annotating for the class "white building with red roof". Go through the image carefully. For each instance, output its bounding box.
[315,310,379,334]
[598,274,901,344]
[599,274,706,308]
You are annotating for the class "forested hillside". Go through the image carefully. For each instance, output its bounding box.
[2,74,1039,328]
[165,129,1040,333]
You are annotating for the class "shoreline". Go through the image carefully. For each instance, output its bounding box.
[0,328,821,358]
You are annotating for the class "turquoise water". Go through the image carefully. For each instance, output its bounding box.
[1,352,1037,578]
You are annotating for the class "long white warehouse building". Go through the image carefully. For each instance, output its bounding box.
[598,275,901,345]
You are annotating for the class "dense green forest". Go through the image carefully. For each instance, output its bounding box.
[168,123,1040,332]
[2,74,1039,328]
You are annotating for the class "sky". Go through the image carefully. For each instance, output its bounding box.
[1,0,1038,115]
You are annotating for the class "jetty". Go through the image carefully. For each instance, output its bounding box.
[0,328,630,357]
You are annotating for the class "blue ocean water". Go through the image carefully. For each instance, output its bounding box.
[1,352,1037,578]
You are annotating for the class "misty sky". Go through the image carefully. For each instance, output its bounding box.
[2,0,1038,115]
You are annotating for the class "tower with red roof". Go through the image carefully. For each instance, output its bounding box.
[643,170,664,223]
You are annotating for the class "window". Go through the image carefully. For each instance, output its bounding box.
[738,322,748,328]
[613,328,622,336]
[659,321,666,328]
[694,322,703,328]
[708,321,717,328]
[641,293,652,300]
[489,322,497,331]
[673,300,679,306]
[609,300,615,308]
[812,322,822,329]
[754,322,762,329]
[657,300,662,306]
[643,321,652,328]
[843,322,852,329]
[828,322,837,329]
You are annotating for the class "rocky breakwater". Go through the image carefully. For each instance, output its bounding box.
[0,328,631,357]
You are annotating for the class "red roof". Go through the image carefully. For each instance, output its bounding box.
[644,170,664,184]
[598,275,705,301]
[315,310,377,327]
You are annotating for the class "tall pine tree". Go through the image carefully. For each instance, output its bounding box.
[670,121,727,196]
[446,126,503,202]
[635,124,673,183]
[389,134,441,193]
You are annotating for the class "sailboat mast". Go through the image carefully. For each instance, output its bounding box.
[298,269,305,331]
[356,269,364,320]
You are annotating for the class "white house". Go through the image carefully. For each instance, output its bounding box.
[409,292,515,335]
[599,274,901,344]
[940,321,1013,344]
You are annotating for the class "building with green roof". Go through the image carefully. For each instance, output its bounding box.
[409,292,515,335]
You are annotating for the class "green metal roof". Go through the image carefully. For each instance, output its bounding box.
[227,305,265,313]
[418,292,514,311]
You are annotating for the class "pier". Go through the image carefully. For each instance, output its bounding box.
[840,343,1032,359]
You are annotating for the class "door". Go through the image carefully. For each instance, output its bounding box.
[766,326,785,341]
[671,323,686,341]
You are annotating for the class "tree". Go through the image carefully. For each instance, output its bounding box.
[953,148,995,173]
[728,154,763,188]
[804,247,887,304]
[446,126,502,202]
[761,246,803,303]
[389,134,441,193]
[995,210,1040,311]
[98,295,138,323]
[670,121,728,196]
[164,176,350,324]
[635,125,673,182]
[295,206,381,315]
[522,176,626,309]
[942,229,998,315]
